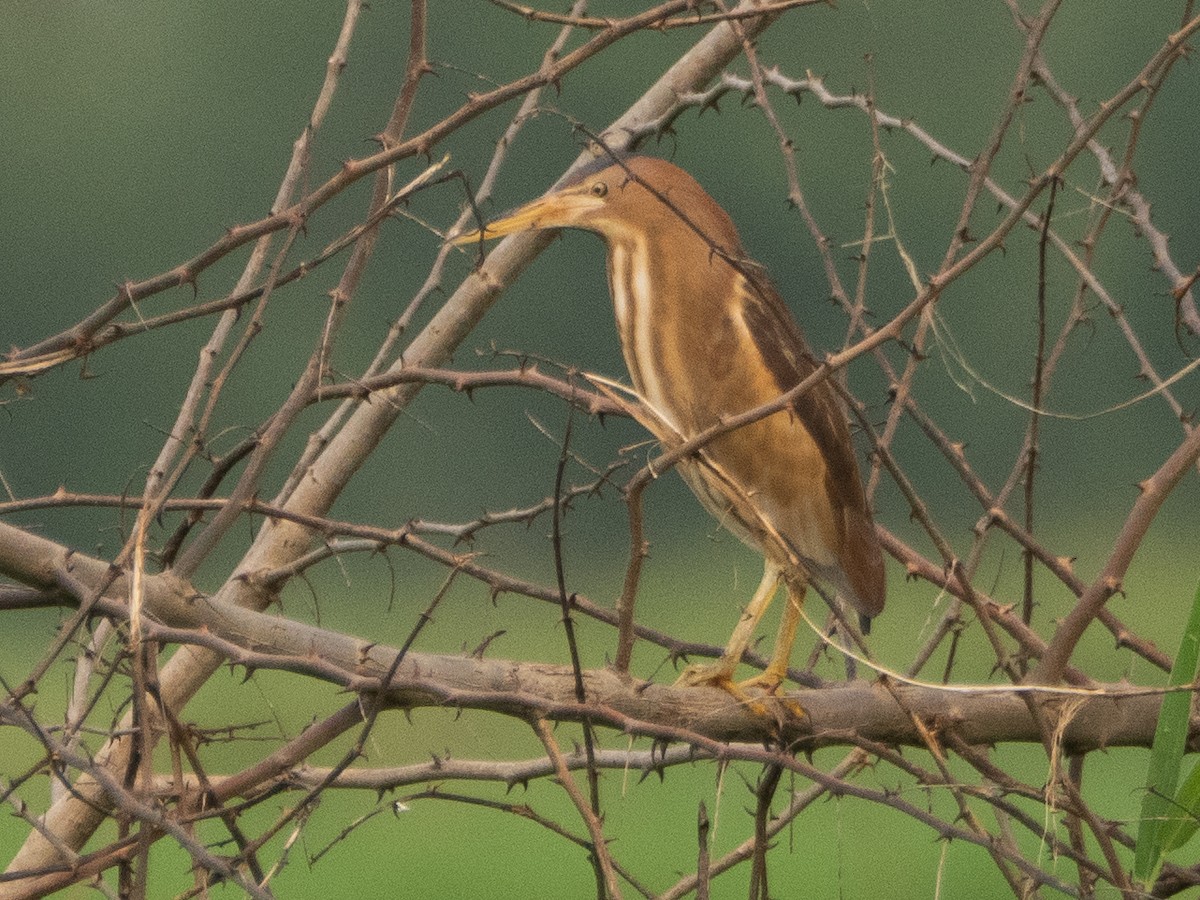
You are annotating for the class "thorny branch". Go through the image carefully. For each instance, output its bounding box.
[3,3,1200,898]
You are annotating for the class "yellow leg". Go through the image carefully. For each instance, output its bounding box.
[676,562,783,696]
[740,577,805,692]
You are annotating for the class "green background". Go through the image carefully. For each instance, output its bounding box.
[3,1,1199,896]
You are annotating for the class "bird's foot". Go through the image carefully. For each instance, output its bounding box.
[737,671,805,719]
[674,664,803,719]
[674,662,738,693]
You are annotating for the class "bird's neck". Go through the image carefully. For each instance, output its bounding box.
[604,230,735,436]
[605,232,667,419]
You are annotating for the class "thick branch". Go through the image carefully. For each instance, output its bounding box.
[0,521,1182,753]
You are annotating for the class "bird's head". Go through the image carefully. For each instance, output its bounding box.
[451,155,740,252]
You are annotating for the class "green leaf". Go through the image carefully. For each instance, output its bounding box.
[1133,580,1200,887]
[1159,759,1200,854]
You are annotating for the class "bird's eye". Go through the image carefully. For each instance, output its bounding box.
[590,181,608,198]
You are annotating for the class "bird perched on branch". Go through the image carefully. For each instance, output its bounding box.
[454,154,885,705]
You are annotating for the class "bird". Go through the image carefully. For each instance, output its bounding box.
[453,154,885,704]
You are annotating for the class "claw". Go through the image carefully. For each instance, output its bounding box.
[675,662,737,692]
[738,671,806,718]
[675,663,804,719]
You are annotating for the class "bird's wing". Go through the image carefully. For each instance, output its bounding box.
[735,270,865,509]
[736,268,885,615]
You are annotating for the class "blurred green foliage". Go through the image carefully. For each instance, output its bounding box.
[3,1,1200,895]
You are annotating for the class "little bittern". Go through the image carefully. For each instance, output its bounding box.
[454,155,885,701]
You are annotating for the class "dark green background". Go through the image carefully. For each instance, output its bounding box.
[3,2,1199,896]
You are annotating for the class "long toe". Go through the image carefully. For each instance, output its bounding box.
[676,664,785,718]
[737,672,805,719]
[674,662,737,692]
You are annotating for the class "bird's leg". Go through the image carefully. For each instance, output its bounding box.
[739,576,805,694]
[676,562,782,698]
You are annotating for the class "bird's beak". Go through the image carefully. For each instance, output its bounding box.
[450,191,601,246]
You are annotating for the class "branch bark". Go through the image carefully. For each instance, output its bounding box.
[0,521,1182,754]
